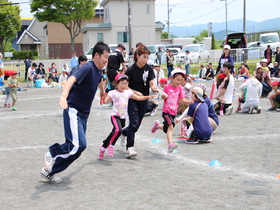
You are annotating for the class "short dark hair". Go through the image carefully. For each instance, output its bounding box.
[32,62,37,67]
[78,54,87,63]
[92,42,110,58]
[223,61,233,70]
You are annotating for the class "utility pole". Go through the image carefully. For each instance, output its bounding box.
[221,0,228,35]
[243,0,246,33]
[167,0,170,39]
[128,0,132,52]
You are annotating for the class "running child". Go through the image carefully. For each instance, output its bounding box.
[99,74,155,160]
[151,69,192,153]
[8,71,20,111]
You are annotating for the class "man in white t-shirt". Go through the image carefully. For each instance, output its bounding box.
[214,61,235,115]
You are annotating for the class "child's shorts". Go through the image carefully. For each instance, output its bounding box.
[5,87,10,95]
[10,91,17,102]
[238,97,245,103]
[162,112,176,133]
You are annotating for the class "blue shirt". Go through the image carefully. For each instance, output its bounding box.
[67,61,102,117]
[187,101,213,139]
[70,57,79,69]
[204,96,219,126]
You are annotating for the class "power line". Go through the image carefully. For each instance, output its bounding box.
[171,0,235,25]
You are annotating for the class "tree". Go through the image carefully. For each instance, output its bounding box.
[0,1,21,54]
[211,33,218,49]
[30,0,98,52]
[161,32,168,39]
[193,29,208,44]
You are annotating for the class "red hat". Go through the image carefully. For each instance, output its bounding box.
[115,74,129,81]
[4,70,11,76]
[159,78,168,84]
[219,73,226,79]
[9,70,17,75]
[271,81,279,86]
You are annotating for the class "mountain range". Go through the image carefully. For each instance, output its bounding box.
[165,17,280,40]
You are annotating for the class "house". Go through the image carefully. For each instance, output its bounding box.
[16,0,163,59]
[81,0,163,53]
[16,18,48,58]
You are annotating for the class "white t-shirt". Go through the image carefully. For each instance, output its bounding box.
[223,74,234,104]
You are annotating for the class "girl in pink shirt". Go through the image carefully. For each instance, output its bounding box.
[99,74,155,160]
[151,69,192,153]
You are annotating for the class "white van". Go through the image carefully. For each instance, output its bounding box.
[259,32,280,52]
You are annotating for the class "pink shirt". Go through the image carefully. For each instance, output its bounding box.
[162,83,185,115]
[108,89,133,119]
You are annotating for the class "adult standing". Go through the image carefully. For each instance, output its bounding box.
[214,61,235,115]
[238,78,262,114]
[24,55,31,81]
[274,47,280,68]
[106,44,127,92]
[264,45,272,64]
[40,42,109,183]
[121,43,158,158]
[166,50,174,78]
[184,50,191,75]
[156,47,164,65]
[216,45,234,87]
[70,52,79,69]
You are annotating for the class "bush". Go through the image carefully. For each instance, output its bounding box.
[12,50,38,60]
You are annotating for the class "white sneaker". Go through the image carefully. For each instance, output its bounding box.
[45,152,55,173]
[225,105,233,115]
[40,167,61,183]
[150,108,157,116]
[120,135,126,147]
[126,147,137,158]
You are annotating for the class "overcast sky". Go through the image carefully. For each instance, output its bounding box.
[12,0,280,26]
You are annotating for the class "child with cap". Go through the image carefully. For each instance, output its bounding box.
[151,69,192,152]
[268,81,280,111]
[98,74,155,160]
[176,86,213,144]
[8,70,20,111]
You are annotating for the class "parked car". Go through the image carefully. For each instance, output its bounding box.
[166,44,183,51]
[85,44,118,60]
[259,32,280,53]
[146,44,166,64]
[175,44,210,64]
[247,42,262,60]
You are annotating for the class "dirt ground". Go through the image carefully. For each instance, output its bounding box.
[0,80,279,210]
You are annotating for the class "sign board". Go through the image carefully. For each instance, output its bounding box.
[4,52,13,58]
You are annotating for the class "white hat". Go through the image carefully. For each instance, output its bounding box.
[261,58,268,63]
[147,60,154,66]
[192,87,205,102]
[268,63,274,68]
[171,69,185,77]
[223,45,231,50]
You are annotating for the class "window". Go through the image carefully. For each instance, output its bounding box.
[146,4,150,15]
[97,33,103,42]
[117,32,128,43]
[45,29,48,36]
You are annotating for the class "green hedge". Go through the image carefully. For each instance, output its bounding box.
[12,50,38,60]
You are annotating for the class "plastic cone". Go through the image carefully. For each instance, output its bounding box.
[276,174,280,179]
[209,159,222,166]
[151,138,162,143]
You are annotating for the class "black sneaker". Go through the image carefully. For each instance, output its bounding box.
[186,138,199,144]
[268,107,276,111]
[255,106,261,114]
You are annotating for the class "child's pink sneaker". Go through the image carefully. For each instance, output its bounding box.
[151,120,160,133]
[219,110,224,116]
[98,146,105,160]
[168,143,178,153]
[108,146,114,157]
[7,104,11,108]
[4,104,7,107]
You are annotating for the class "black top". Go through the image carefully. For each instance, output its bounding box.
[125,63,155,97]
